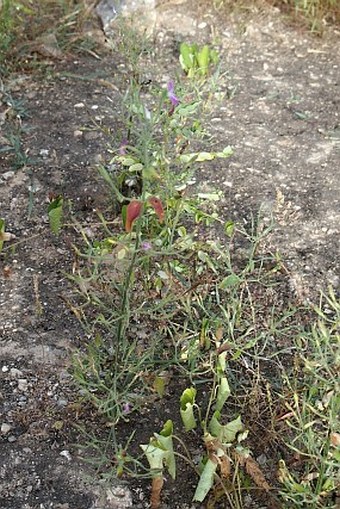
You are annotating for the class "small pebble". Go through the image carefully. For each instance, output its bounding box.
[74,102,85,108]
[10,368,23,378]
[18,379,28,392]
[1,423,12,434]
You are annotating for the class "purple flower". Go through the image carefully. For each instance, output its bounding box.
[141,241,152,251]
[167,81,180,107]
[122,402,131,414]
[119,138,128,155]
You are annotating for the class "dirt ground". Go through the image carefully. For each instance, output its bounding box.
[0,1,339,508]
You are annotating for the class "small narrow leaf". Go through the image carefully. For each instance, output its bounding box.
[48,196,63,236]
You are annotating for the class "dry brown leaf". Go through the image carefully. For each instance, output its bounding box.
[219,454,231,479]
[150,476,164,509]
[245,456,271,492]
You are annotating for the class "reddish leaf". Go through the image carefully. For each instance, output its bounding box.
[125,200,143,232]
[148,197,164,223]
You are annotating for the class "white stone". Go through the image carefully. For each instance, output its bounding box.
[1,423,12,434]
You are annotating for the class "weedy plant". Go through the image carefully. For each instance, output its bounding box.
[67,13,338,509]
[141,349,272,508]
[278,287,340,508]
[72,67,234,423]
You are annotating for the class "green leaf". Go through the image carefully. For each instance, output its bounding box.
[140,443,166,474]
[48,196,63,236]
[155,420,176,479]
[129,163,143,173]
[219,274,241,290]
[193,458,217,502]
[215,376,231,411]
[209,413,243,443]
[154,376,166,397]
[216,146,233,158]
[180,387,197,431]
[224,220,235,237]
[176,102,199,117]
[179,42,195,72]
[159,419,173,438]
[196,152,215,162]
[197,45,210,76]
[119,156,137,166]
[143,166,159,181]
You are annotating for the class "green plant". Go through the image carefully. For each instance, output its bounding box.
[48,194,63,235]
[278,287,340,507]
[140,348,272,508]
[179,42,219,78]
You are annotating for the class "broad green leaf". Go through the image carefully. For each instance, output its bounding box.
[219,274,241,290]
[155,420,176,479]
[209,413,243,443]
[140,443,166,474]
[129,163,143,172]
[215,376,231,411]
[193,458,217,502]
[180,387,197,431]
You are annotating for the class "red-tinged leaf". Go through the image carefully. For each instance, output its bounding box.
[125,200,143,232]
[148,197,164,223]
